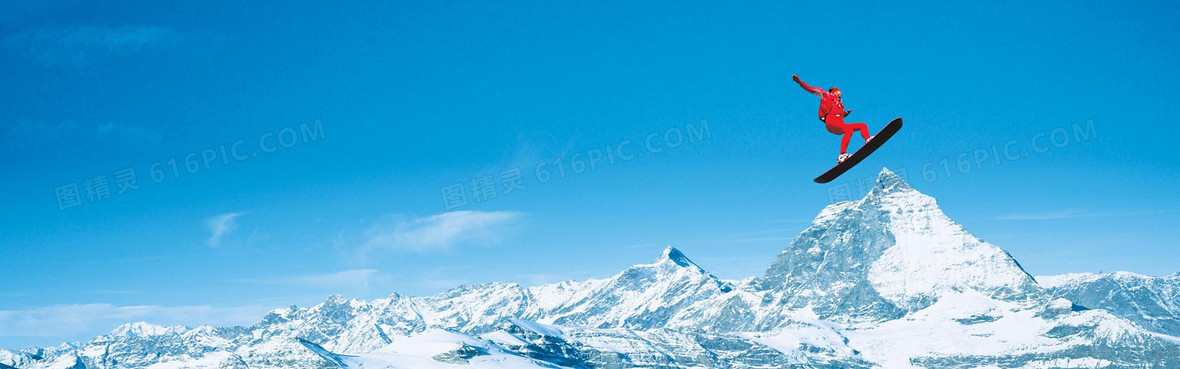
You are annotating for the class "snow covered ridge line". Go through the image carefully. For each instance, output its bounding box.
[107,322,188,338]
[1034,271,1178,289]
[6,168,1180,369]
[1036,270,1180,341]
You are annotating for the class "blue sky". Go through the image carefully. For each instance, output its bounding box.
[1,0,1178,347]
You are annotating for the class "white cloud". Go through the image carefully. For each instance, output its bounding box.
[0,303,267,346]
[206,212,245,247]
[237,269,379,292]
[2,25,177,66]
[361,211,523,253]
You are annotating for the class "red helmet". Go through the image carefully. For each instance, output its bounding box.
[828,87,840,93]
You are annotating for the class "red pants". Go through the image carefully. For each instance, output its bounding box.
[825,120,870,154]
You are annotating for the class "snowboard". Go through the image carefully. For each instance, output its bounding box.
[814,117,903,184]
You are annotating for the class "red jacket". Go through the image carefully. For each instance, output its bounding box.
[795,78,846,124]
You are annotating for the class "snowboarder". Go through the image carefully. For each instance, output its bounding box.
[792,74,872,163]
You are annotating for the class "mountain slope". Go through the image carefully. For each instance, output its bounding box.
[1038,272,1180,337]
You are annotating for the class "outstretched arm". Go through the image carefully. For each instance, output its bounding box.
[792,74,825,97]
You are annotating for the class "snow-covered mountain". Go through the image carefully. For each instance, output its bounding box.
[1038,272,1180,337]
[760,171,1039,324]
[4,168,1178,368]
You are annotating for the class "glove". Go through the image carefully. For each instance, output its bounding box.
[843,109,852,117]
[792,74,801,83]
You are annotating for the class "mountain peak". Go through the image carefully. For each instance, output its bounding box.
[870,167,912,194]
[658,246,694,268]
[762,166,1038,319]
[110,322,186,337]
[645,246,731,291]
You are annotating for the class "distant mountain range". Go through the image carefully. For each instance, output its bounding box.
[4,169,1177,368]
